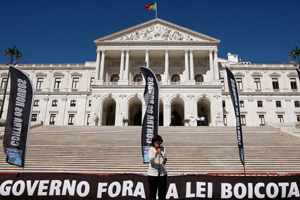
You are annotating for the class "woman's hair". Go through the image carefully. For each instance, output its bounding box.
[151,135,163,146]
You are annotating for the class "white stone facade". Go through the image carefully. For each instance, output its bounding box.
[0,18,299,127]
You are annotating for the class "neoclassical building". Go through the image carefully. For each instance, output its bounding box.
[0,18,299,127]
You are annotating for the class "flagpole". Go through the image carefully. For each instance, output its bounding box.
[156,2,157,18]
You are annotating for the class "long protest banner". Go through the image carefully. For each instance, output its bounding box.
[3,65,34,168]
[0,173,300,199]
[140,66,160,163]
[226,66,245,167]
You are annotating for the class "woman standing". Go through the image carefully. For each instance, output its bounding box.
[147,135,168,200]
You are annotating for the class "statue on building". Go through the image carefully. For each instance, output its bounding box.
[92,113,99,126]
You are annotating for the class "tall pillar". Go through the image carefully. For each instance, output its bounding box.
[124,50,130,80]
[145,50,149,68]
[99,50,106,81]
[95,49,101,80]
[165,50,169,84]
[209,50,214,80]
[214,50,219,80]
[119,50,125,80]
[185,50,189,81]
[189,50,194,80]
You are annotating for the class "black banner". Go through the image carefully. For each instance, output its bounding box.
[296,67,300,81]
[140,66,160,163]
[226,66,245,166]
[3,66,34,168]
[1,173,300,199]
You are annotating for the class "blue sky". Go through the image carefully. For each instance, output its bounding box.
[1,0,299,64]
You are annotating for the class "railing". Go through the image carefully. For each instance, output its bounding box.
[206,173,280,176]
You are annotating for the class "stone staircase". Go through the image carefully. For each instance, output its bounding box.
[1,125,300,175]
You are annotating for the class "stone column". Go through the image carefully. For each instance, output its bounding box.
[95,49,101,80]
[124,50,130,80]
[164,50,169,84]
[209,50,214,80]
[214,50,219,80]
[189,50,194,80]
[145,50,149,68]
[99,50,106,81]
[119,50,125,80]
[185,50,189,81]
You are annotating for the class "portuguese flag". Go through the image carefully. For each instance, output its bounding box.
[145,2,156,10]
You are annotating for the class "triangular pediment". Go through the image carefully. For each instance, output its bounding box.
[95,18,220,45]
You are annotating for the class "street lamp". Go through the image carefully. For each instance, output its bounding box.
[1,45,22,118]
[289,45,300,68]
[4,45,22,65]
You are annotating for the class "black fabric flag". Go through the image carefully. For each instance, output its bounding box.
[3,65,34,168]
[296,67,300,81]
[140,66,160,163]
[226,66,245,166]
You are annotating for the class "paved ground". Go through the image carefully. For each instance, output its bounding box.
[1,125,300,175]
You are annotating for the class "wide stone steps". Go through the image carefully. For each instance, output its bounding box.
[0,126,300,175]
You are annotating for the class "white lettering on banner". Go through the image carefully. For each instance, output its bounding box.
[166,183,178,199]
[0,179,90,197]
[122,180,133,196]
[221,182,300,199]
[97,181,146,199]
[10,78,28,147]
[186,181,213,198]
[12,180,25,196]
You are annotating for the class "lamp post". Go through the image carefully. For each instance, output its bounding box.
[1,45,22,118]
[289,45,300,68]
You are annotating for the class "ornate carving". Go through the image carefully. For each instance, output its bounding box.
[113,24,203,42]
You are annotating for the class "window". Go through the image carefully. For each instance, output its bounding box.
[276,101,281,107]
[171,74,180,82]
[68,114,75,125]
[272,78,279,89]
[241,115,246,126]
[223,115,227,126]
[36,78,43,89]
[290,78,297,90]
[70,100,76,107]
[32,114,37,122]
[90,77,95,87]
[195,74,204,82]
[72,77,79,89]
[220,78,224,90]
[50,114,56,125]
[156,74,161,82]
[257,101,263,107]
[87,114,90,125]
[52,100,58,107]
[236,78,243,90]
[254,78,261,90]
[222,101,226,108]
[34,100,39,107]
[297,115,300,122]
[1,77,7,89]
[54,78,61,89]
[240,101,244,107]
[259,115,265,126]
[134,74,143,82]
[89,100,92,107]
[295,101,300,107]
[111,74,119,82]
[278,115,284,123]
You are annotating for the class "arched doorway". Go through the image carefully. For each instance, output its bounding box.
[102,98,116,126]
[197,98,210,126]
[129,98,142,126]
[159,100,164,126]
[171,98,184,126]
